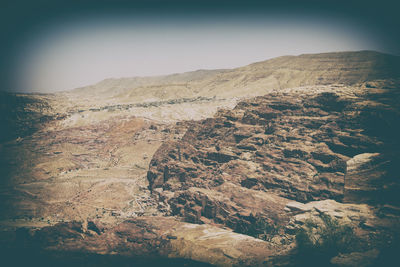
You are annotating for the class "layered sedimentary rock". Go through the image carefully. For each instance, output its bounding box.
[1,52,400,266]
[1,217,292,267]
[147,81,400,234]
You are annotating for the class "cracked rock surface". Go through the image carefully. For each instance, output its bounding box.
[1,51,400,266]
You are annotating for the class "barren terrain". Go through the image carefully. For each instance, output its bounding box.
[0,51,399,266]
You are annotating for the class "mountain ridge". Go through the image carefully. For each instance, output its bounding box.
[65,50,400,105]
[1,50,399,267]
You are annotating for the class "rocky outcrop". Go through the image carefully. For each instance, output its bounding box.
[165,182,290,233]
[2,217,293,267]
[0,92,58,143]
[147,81,400,240]
[283,199,400,267]
[2,52,400,266]
[330,249,380,267]
[344,153,389,203]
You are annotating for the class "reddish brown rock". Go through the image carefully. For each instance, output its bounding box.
[8,217,293,266]
[147,81,400,236]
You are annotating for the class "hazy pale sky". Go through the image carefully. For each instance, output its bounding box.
[14,16,381,93]
[3,1,398,93]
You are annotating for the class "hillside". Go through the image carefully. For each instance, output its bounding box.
[67,51,400,102]
[0,51,399,266]
[57,51,400,125]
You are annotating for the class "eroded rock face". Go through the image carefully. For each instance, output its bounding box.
[147,81,400,238]
[344,153,393,204]
[1,53,400,267]
[2,217,292,267]
[2,82,399,267]
[283,199,400,267]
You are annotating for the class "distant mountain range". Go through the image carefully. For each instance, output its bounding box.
[67,50,400,103]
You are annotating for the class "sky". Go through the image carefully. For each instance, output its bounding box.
[1,0,400,93]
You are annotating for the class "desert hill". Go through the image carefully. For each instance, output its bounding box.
[0,51,399,266]
[67,50,400,102]
[56,50,400,125]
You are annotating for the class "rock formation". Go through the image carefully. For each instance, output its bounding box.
[1,51,399,266]
[146,81,400,265]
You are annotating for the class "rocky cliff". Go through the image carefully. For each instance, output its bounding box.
[1,52,400,266]
[146,80,400,264]
[148,80,400,212]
